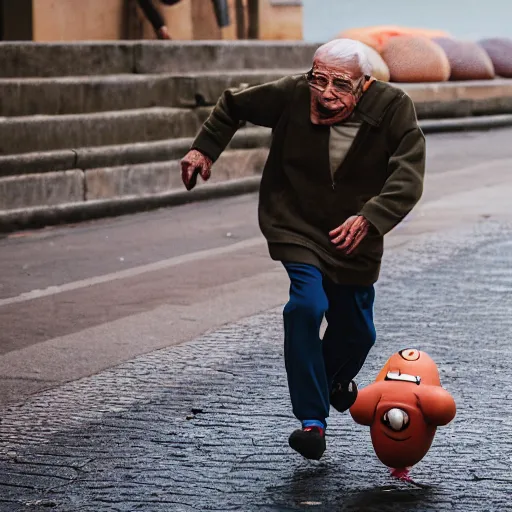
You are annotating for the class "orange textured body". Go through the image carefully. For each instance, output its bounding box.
[350,349,456,469]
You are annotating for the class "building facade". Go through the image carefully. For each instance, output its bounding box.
[0,0,303,41]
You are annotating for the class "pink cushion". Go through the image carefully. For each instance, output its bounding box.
[382,36,451,82]
[338,25,451,53]
[479,38,512,78]
[434,38,495,80]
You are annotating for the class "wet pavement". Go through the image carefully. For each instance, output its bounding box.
[1,220,511,511]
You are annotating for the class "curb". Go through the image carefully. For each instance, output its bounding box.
[420,114,512,133]
[0,127,271,177]
[0,177,261,234]
[2,114,512,234]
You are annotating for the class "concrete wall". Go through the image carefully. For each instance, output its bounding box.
[21,0,301,42]
[259,0,302,40]
[33,0,126,41]
[303,0,512,42]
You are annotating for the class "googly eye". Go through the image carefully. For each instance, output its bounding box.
[382,408,410,432]
[399,349,420,361]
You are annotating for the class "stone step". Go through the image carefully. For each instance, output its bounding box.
[403,79,512,119]
[3,83,512,157]
[0,107,214,156]
[4,72,512,118]
[0,127,272,177]
[0,147,268,211]
[2,114,512,231]
[4,114,512,180]
[3,78,512,157]
[84,147,268,202]
[0,70,300,116]
[0,42,319,78]
[0,176,262,234]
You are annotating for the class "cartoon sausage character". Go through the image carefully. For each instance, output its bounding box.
[349,349,456,481]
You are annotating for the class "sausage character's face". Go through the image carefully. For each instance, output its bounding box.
[375,349,441,387]
[349,350,457,470]
[370,401,435,468]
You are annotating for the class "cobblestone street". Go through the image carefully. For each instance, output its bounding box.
[1,220,511,511]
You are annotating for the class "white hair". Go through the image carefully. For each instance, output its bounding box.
[313,38,372,76]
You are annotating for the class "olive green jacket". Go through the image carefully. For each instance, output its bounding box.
[191,75,426,285]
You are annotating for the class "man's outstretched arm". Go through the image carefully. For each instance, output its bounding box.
[181,75,297,190]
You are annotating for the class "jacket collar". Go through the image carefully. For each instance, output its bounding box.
[355,80,403,127]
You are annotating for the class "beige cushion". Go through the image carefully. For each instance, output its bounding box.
[434,38,495,80]
[382,35,451,82]
[479,38,512,78]
[338,25,451,53]
[361,43,390,82]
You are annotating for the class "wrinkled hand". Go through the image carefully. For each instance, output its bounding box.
[181,149,213,191]
[330,215,370,255]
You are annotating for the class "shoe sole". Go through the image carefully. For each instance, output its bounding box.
[288,436,325,461]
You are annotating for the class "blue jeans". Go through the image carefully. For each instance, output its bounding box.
[283,263,376,425]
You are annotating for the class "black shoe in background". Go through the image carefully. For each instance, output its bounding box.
[330,380,358,413]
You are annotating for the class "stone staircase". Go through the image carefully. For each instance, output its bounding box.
[0,42,324,215]
[1,41,512,231]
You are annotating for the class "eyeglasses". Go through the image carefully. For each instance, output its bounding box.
[307,69,365,96]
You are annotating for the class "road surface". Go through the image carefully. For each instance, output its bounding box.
[1,129,512,511]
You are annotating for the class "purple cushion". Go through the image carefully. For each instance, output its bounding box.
[433,38,495,80]
[479,38,512,78]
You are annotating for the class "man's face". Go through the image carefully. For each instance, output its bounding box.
[308,57,366,125]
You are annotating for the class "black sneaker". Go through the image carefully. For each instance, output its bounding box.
[330,380,358,413]
[288,426,326,460]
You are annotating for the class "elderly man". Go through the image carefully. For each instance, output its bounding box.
[181,39,426,460]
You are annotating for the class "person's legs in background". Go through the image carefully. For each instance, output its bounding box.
[136,0,230,40]
[136,0,172,39]
[211,0,230,29]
